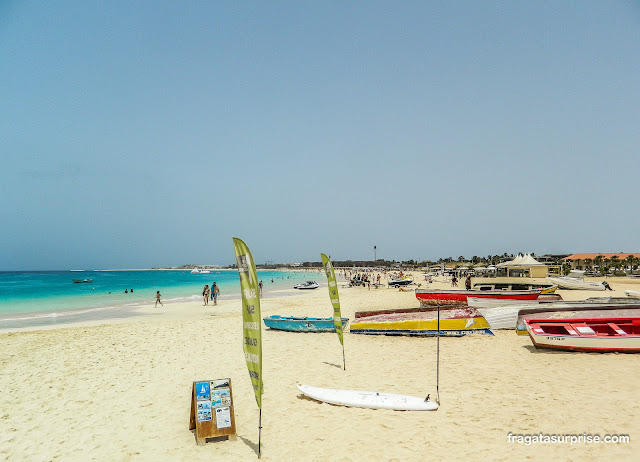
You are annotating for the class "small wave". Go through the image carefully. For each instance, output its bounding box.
[0,304,128,323]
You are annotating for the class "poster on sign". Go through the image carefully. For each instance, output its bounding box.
[189,378,236,445]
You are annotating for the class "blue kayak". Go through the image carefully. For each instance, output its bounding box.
[263,315,349,332]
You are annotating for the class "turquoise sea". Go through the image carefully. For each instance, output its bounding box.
[0,269,320,330]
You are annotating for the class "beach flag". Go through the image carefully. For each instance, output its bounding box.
[321,253,346,370]
[232,237,263,456]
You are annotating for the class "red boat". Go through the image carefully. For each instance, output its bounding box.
[415,288,542,306]
[524,317,640,353]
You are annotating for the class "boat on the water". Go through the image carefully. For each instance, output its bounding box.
[350,306,493,336]
[388,276,413,287]
[415,288,542,306]
[546,270,605,291]
[293,281,319,290]
[72,278,93,283]
[297,383,438,411]
[515,299,640,335]
[263,315,348,332]
[625,290,640,299]
[524,317,640,352]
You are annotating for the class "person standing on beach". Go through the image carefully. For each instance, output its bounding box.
[212,282,220,305]
[155,291,163,307]
[203,284,210,306]
[259,280,263,297]
[465,275,472,291]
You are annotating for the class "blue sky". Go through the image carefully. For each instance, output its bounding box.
[1,1,639,270]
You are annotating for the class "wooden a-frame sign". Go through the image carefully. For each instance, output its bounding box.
[189,378,237,445]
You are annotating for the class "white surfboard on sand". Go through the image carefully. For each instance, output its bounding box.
[297,383,438,411]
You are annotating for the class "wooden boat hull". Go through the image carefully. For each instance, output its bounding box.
[415,289,541,307]
[350,306,493,337]
[546,277,605,291]
[525,317,640,352]
[297,383,438,411]
[516,301,640,335]
[263,316,348,332]
[625,290,640,300]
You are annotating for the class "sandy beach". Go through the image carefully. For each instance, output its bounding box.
[1,274,638,461]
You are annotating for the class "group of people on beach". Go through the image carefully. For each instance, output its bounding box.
[349,272,383,289]
[202,282,220,306]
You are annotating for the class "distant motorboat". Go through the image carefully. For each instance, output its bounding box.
[388,276,413,287]
[200,269,211,274]
[294,281,319,290]
[72,278,93,283]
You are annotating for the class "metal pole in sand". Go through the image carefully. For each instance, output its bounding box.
[258,409,262,458]
[436,303,440,405]
[342,344,346,371]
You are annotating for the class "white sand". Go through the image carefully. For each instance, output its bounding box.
[0,274,638,461]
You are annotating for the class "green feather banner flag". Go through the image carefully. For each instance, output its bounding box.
[233,237,262,407]
[321,253,346,370]
[233,237,263,457]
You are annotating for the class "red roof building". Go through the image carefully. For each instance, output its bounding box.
[563,253,640,261]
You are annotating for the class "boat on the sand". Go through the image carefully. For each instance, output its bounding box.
[388,276,413,287]
[415,288,542,306]
[350,306,493,337]
[515,299,640,335]
[294,281,319,290]
[546,270,606,291]
[263,315,348,332]
[524,316,640,352]
[625,290,640,299]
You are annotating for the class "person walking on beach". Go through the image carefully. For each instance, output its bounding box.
[155,291,163,307]
[212,282,220,305]
[259,280,263,297]
[465,275,472,291]
[203,284,210,306]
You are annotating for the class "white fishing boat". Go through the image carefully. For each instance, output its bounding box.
[466,297,545,309]
[515,299,640,335]
[625,290,640,299]
[297,383,438,411]
[547,270,605,291]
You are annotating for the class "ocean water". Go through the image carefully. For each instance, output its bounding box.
[0,269,321,330]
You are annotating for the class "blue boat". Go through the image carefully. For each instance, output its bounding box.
[263,315,349,332]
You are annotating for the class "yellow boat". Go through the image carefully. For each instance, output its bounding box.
[349,307,493,337]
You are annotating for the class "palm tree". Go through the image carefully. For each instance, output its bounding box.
[584,258,593,271]
[594,255,604,274]
[624,255,635,274]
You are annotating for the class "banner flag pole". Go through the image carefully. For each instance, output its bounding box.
[436,303,440,405]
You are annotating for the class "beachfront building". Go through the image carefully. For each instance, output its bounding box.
[494,253,550,278]
[563,253,640,273]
